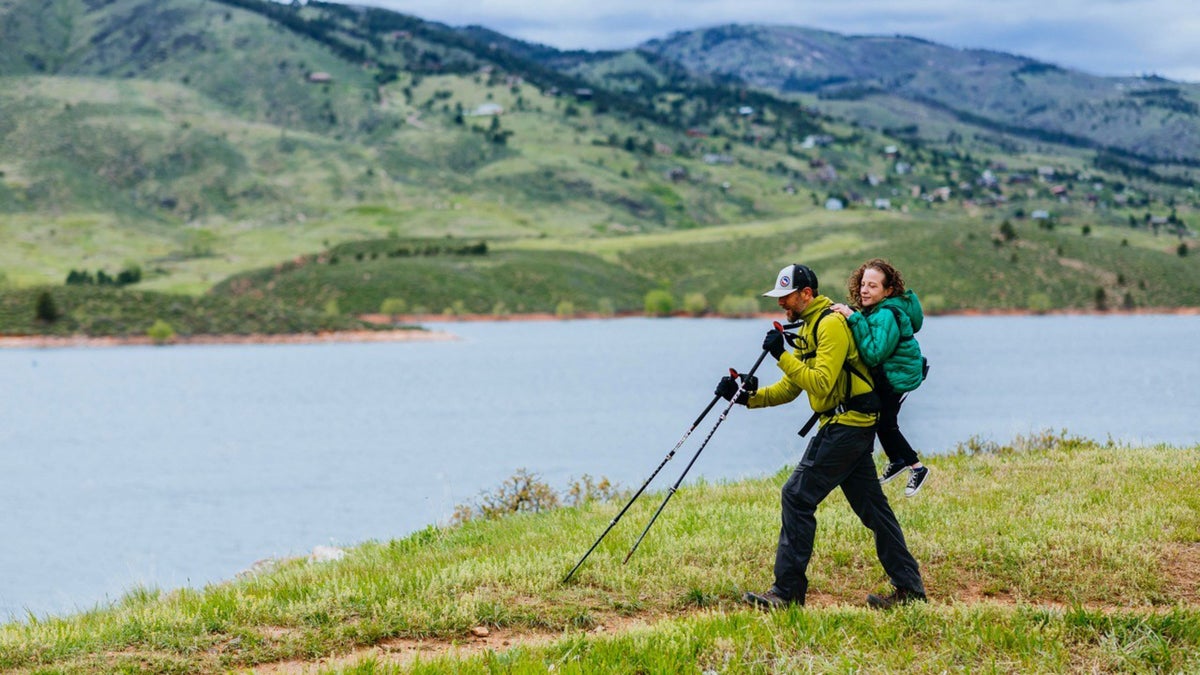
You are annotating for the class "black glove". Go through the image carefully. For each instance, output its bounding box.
[763,329,786,359]
[715,375,739,401]
[715,374,758,405]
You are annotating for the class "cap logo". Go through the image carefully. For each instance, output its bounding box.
[779,276,792,289]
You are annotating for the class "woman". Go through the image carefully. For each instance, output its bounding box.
[831,259,930,497]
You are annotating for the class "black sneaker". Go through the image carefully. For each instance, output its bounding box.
[743,589,801,610]
[867,586,927,609]
[905,466,930,497]
[880,461,909,484]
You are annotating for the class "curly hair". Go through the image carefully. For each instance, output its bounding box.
[847,258,906,308]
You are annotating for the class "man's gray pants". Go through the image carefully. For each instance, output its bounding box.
[771,422,925,602]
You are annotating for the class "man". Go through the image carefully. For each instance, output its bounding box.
[715,263,926,609]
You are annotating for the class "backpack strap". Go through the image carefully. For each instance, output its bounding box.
[883,305,914,342]
[797,309,879,436]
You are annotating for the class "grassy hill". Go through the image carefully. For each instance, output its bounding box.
[2,432,1198,672]
[1,0,1198,324]
[213,211,1200,317]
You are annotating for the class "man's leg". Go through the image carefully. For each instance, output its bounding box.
[773,423,876,602]
[840,450,925,594]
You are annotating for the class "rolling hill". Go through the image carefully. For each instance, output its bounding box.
[0,0,1197,324]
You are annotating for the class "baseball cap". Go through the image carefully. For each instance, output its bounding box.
[763,263,818,297]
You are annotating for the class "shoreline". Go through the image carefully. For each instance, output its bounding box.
[3,306,1197,349]
[0,328,457,349]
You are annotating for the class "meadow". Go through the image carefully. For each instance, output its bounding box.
[2,431,1197,673]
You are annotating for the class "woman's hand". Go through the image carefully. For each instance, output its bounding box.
[830,303,854,317]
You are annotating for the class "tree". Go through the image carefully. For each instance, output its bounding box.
[35,291,59,323]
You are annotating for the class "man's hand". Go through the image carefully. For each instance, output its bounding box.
[763,329,786,359]
[715,374,757,404]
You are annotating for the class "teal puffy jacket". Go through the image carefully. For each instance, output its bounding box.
[845,290,926,393]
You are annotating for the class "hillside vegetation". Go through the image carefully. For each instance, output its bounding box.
[2,433,1198,672]
[1,0,1198,333]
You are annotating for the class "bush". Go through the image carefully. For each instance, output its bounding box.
[555,300,575,317]
[451,468,560,524]
[682,292,708,316]
[1026,292,1052,314]
[595,297,616,317]
[717,294,761,317]
[380,297,407,317]
[147,319,176,344]
[643,289,675,317]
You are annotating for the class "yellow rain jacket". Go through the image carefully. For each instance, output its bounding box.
[747,295,878,429]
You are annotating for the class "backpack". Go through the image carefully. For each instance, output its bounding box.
[870,305,929,395]
[793,309,881,436]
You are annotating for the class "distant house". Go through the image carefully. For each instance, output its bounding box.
[574,88,594,101]
[738,106,755,116]
[801,134,833,148]
[307,72,333,83]
[883,145,899,157]
[874,198,892,210]
[1031,209,1051,220]
[825,198,844,211]
[702,153,734,165]
[470,103,504,116]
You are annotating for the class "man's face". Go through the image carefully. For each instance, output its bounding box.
[777,288,812,322]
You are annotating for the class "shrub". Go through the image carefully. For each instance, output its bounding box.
[555,300,575,318]
[451,468,560,524]
[1027,292,1052,314]
[717,294,761,317]
[595,297,616,317]
[682,292,708,316]
[147,319,176,344]
[452,470,623,525]
[380,297,407,318]
[643,289,675,316]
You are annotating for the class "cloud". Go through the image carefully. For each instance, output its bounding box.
[356,0,1199,82]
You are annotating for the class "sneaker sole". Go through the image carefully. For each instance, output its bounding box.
[880,468,909,484]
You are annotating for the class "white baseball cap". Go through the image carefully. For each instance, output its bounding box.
[763,263,818,297]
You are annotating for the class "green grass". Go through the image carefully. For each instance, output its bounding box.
[2,432,1198,673]
[207,210,1200,319]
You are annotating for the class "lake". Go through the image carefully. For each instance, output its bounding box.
[1,314,1197,621]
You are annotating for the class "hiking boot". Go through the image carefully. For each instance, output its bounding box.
[880,461,909,484]
[743,589,801,610]
[905,466,930,497]
[867,586,927,609]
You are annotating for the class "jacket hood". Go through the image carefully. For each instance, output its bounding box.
[880,290,924,333]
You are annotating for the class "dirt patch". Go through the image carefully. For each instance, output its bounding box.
[254,616,655,674]
[1163,542,1200,604]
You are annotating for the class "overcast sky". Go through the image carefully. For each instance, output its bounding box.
[351,0,1200,83]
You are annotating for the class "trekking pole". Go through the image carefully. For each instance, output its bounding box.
[561,391,726,583]
[562,321,798,583]
[622,322,787,565]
